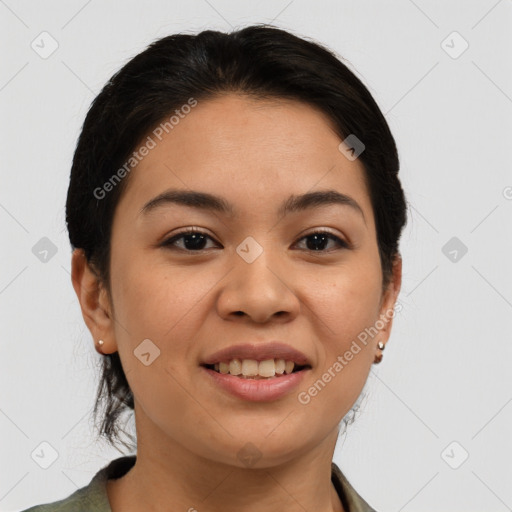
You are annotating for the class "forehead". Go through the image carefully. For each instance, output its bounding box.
[117,94,373,223]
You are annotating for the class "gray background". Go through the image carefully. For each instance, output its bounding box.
[1,1,511,511]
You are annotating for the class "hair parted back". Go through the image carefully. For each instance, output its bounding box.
[66,24,407,451]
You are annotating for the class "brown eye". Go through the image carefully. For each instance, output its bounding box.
[161,229,219,252]
[294,231,349,252]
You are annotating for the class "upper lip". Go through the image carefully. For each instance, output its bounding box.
[201,342,312,366]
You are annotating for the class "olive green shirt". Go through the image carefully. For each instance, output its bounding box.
[21,456,377,512]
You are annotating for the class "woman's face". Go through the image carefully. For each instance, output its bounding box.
[87,94,401,467]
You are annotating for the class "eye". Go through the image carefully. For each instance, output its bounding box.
[293,231,349,252]
[161,228,219,252]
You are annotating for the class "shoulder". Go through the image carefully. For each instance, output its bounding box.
[19,485,105,512]
[20,456,136,512]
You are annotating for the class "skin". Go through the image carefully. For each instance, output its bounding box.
[72,94,402,512]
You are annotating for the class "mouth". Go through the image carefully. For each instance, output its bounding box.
[201,360,312,379]
[200,360,312,402]
[201,341,312,376]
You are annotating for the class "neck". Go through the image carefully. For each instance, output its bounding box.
[107,405,345,512]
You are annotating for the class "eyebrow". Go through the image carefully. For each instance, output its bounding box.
[139,188,366,223]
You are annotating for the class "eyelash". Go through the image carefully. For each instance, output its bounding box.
[160,227,350,253]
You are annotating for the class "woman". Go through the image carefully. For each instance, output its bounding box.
[23,24,406,512]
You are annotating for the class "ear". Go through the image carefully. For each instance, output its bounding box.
[70,248,116,354]
[376,253,403,344]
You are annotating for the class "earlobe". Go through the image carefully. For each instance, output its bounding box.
[71,249,115,353]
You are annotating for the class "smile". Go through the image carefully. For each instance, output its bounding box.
[203,358,311,379]
[201,362,311,401]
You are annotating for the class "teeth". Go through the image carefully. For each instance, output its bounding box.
[258,359,275,377]
[241,359,259,376]
[211,358,300,377]
[219,362,229,374]
[229,359,242,375]
[275,359,286,374]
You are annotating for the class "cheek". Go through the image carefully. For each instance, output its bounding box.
[303,257,381,407]
[297,294,378,430]
[111,254,215,343]
[311,255,383,342]
[109,257,213,427]
[109,255,228,406]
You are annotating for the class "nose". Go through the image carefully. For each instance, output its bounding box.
[216,247,301,324]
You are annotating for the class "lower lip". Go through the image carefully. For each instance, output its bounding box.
[202,367,309,402]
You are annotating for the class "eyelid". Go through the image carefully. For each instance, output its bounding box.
[294,228,350,250]
[299,227,346,241]
[160,227,219,250]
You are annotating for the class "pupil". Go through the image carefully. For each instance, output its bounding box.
[307,233,328,251]
[184,233,206,250]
